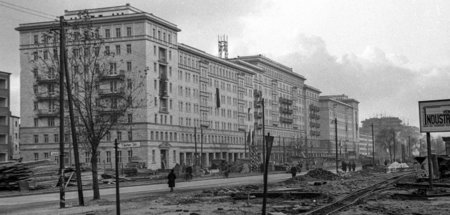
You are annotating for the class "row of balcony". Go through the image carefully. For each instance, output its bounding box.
[310,130,320,137]
[309,104,320,112]
[279,116,294,124]
[279,107,293,114]
[310,122,320,128]
[36,75,59,85]
[310,113,320,120]
[98,70,125,81]
[279,97,293,105]
[35,109,59,117]
[98,88,125,98]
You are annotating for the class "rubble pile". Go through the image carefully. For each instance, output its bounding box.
[0,162,32,190]
[0,160,59,190]
[305,168,340,180]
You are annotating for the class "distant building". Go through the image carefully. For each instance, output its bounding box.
[360,116,402,134]
[358,133,373,156]
[319,94,359,158]
[0,71,11,161]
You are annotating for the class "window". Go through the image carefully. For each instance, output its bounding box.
[118,151,122,163]
[43,50,48,60]
[117,131,122,141]
[127,62,132,71]
[34,102,38,110]
[44,134,49,143]
[106,151,111,163]
[127,114,133,123]
[126,27,132,37]
[44,152,49,159]
[128,150,133,161]
[152,150,155,163]
[116,28,121,38]
[48,118,54,126]
[33,51,38,60]
[34,153,39,161]
[128,130,132,140]
[34,35,39,44]
[115,45,121,55]
[106,131,111,141]
[54,134,59,143]
[34,118,38,127]
[126,44,131,54]
[34,135,39,143]
[127,78,133,89]
[105,29,110,38]
[105,46,110,55]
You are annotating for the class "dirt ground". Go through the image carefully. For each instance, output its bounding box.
[9,168,450,215]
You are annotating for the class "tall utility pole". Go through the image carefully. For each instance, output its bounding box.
[393,130,396,162]
[408,136,411,159]
[58,16,66,209]
[194,127,197,166]
[114,139,121,215]
[200,126,204,168]
[261,98,265,168]
[371,123,375,166]
[426,132,433,189]
[335,118,338,173]
[63,20,84,205]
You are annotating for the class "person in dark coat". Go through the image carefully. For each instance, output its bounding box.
[351,161,356,172]
[290,166,297,178]
[342,161,347,172]
[185,166,193,181]
[167,169,176,192]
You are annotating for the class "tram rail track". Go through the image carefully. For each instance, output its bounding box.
[305,172,413,215]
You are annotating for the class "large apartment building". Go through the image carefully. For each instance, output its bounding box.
[319,95,359,158]
[0,71,12,161]
[16,4,324,169]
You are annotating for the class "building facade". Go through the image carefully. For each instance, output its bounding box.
[0,71,11,161]
[319,95,359,158]
[230,56,307,163]
[303,84,321,157]
[358,133,373,156]
[17,4,323,169]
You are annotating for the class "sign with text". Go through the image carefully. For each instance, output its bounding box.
[118,142,141,148]
[419,99,450,133]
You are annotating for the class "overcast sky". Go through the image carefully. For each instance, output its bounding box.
[2,0,450,128]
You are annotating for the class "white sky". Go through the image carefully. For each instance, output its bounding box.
[2,0,450,128]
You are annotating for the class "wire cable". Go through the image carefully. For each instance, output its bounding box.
[0,1,56,20]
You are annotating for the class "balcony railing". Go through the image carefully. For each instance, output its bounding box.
[98,70,125,81]
[279,116,294,124]
[279,107,293,114]
[36,109,59,117]
[36,92,59,101]
[98,87,125,98]
[279,97,293,105]
[158,58,168,65]
[36,75,59,84]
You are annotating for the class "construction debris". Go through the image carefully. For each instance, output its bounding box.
[305,168,340,180]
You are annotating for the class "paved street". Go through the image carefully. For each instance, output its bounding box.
[0,172,292,214]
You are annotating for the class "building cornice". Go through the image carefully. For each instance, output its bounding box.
[234,55,306,80]
[16,13,181,32]
[179,43,256,76]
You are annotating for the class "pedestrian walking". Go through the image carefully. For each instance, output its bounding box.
[290,166,297,178]
[185,166,193,181]
[351,161,356,172]
[342,160,347,172]
[167,169,176,192]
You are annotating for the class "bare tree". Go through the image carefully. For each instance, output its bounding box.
[32,11,145,200]
[376,128,395,162]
